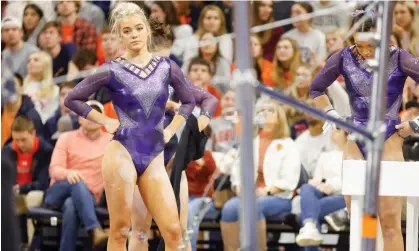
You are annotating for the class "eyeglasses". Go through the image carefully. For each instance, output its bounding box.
[256,107,275,116]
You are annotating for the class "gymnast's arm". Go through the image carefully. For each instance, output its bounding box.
[64,64,112,125]
[165,60,196,134]
[309,50,342,112]
[187,80,219,131]
[399,49,419,84]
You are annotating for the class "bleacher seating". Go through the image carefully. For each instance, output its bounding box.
[27,206,353,251]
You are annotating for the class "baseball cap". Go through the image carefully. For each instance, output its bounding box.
[51,114,75,140]
[1,16,22,29]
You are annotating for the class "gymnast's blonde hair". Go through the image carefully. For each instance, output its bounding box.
[109,2,152,49]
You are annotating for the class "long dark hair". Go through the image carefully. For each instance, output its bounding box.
[22,4,44,41]
[198,32,222,74]
[152,1,180,26]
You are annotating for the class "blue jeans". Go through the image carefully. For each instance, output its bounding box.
[221,196,292,222]
[299,184,346,251]
[44,181,100,251]
[187,197,218,251]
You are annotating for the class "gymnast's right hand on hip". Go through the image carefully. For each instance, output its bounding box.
[104,118,120,134]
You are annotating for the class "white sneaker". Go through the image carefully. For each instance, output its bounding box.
[296,224,323,246]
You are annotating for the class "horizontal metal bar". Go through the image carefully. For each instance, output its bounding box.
[256,84,374,141]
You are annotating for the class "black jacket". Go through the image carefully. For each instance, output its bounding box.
[2,137,53,194]
[1,95,45,145]
[1,148,21,250]
[403,136,419,161]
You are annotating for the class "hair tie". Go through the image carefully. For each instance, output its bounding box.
[350,9,375,18]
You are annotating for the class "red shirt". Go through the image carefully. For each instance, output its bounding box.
[185,151,217,197]
[13,137,40,186]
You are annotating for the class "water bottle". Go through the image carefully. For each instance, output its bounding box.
[50,217,58,226]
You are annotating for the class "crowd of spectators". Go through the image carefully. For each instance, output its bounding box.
[1,1,418,251]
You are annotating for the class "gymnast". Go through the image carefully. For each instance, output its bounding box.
[124,19,219,251]
[308,9,419,251]
[64,3,196,251]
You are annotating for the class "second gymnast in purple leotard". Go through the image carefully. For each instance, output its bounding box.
[64,3,196,251]
[308,10,419,251]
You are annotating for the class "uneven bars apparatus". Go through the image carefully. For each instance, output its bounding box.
[232,1,403,251]
[233,2,258,251]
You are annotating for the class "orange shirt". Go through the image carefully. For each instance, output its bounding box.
[260,59,274,87]
[104,102,118,119]
[205,84,222,118]
[1,109,17,148]
[61,24,74,44]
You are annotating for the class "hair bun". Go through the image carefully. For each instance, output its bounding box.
[149,18,172,39]
[110,2,147,34]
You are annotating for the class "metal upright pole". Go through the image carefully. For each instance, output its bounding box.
[362,2,395,251]
[233,1,258,251]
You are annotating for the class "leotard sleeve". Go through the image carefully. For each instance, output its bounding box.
[187,80,219,118]
[399,49,419,83]
[64,64,111,118]
[309,50,342,99]
[169,60,196,119]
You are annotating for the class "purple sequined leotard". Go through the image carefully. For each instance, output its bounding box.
[310,46,419,157]
[65,56,195,176]
[163,82,219,165]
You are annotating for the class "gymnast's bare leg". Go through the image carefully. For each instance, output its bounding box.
[102,141,137,251]
[129,188,152,251]
[343,133,404,251]
[104,140,183,251]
